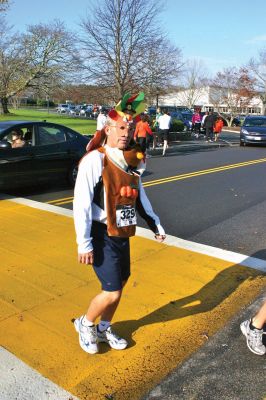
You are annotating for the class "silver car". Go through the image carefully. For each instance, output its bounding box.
[240,115,266,146]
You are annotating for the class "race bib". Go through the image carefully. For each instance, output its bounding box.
[116,205,137,227]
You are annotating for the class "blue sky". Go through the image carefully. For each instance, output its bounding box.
[5,0,266,76]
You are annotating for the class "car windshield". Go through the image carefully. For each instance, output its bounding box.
[244,118,266,127]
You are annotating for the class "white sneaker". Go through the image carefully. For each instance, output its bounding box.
[240,319,266,356]
[97,326,128,350]
[74,316,99,354]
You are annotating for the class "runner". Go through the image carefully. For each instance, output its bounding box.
[240,298,266,355]
[73,92,166,354]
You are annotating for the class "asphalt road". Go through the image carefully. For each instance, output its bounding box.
[9,134,266,260]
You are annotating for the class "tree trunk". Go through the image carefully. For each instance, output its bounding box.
[0,97,10,114]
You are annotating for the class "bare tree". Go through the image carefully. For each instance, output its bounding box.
[52,83,114,105]
[0,19,78,113]
[211,67,254,126]
[80,0,183,101]
[177,59,209,109]
[249,48,266,115]
[0,0,9,13]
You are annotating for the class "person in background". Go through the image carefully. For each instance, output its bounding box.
[201,111,209,137]
[203,111,216,142]
[96,110,107,131]
[213,116,224,141]
[158,109,171,156]
[134,114,153,157]
[192,108,202,138]
[240,298,266,356]
[153,107,162,148]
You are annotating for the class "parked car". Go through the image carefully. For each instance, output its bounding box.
[240,115,266,146]
[0,120,90,189]
[56,104,69,114]
[232,115,246,127]
[66,105,77,116]
[79,105,94,118]
[79,106,87,117]
[170,111,193,132]
[148,106,157,116]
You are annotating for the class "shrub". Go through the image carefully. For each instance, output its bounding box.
[26,98,37,105]
[36,99,55,107]
[170,118,184,132]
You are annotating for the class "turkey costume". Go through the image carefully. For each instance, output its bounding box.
[73,92,165,255]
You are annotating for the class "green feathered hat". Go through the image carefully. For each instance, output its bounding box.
[114,92,146,120]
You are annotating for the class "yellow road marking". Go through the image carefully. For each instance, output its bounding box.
[45,157,266,205]
[54,200,73,206]
[47,196,74,204]
[142,157,266,187]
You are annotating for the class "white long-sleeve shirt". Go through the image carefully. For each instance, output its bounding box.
[96,113,107,130]
[158,114,171,130]
[73,148,165,254]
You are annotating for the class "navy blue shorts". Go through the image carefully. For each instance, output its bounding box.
[91,221,130,292]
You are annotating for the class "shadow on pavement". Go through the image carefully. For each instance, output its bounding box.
[115,250,266,347]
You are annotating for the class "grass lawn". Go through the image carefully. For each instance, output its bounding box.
[0,108,97,135]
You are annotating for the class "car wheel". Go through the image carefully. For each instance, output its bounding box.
[68,163,78,187]
[240,140,246,147]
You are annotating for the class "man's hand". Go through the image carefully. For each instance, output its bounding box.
[78,251,94,265]
[155,234,166,243]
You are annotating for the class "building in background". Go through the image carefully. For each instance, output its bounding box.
[157,86,262,115]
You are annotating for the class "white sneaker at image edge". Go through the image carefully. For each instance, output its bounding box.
[240,319,266,356]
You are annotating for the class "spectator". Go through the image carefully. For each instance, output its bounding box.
[96,110,107,131]
[192,109,202,138]
[92,104,99,119]
[158,109,171,156]
[203,111,216,142]
[11,130,25,148]
[214,116,224,141]
[201,111,209,136]
[134,114,153,156]
[152,107,162,148]
[240,298,266,355]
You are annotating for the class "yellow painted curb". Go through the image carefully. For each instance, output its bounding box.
[0,200,265,400]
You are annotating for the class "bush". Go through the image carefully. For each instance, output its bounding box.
[170,118,184,132]
[36,99,55,107]
[26,98,37,106]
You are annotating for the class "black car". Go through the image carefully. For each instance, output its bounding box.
[240,116,266,146]
[0,120,90,190]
